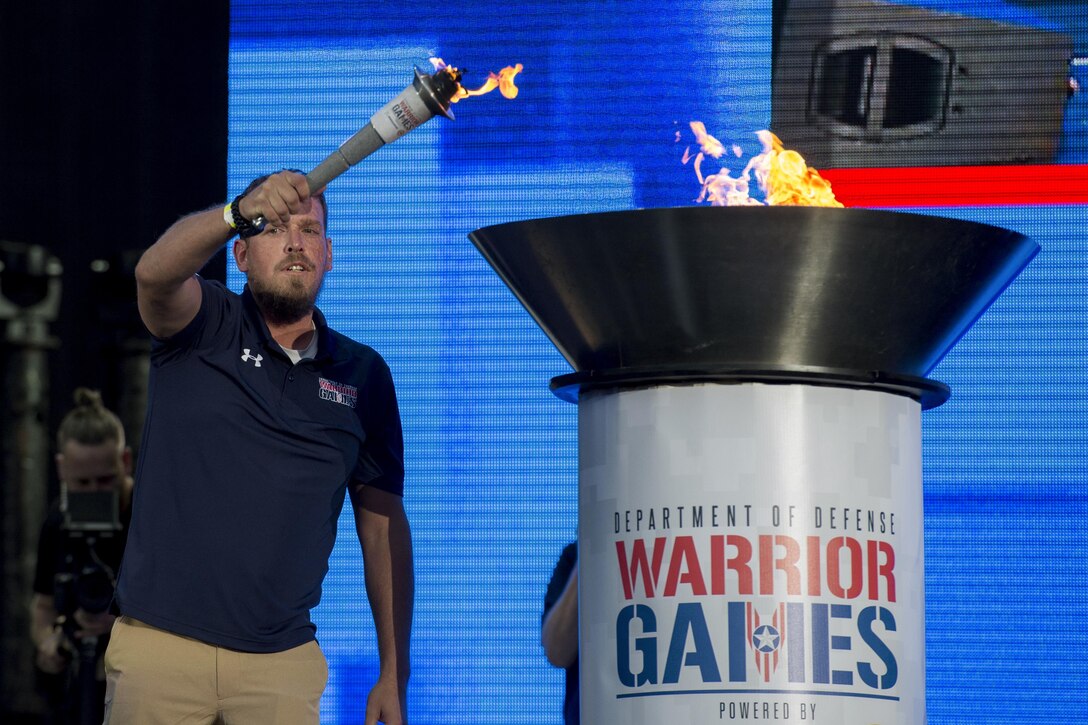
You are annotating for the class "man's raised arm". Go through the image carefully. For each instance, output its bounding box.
[135,171,311,338]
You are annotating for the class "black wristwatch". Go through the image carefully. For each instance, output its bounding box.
[230,195,267,238]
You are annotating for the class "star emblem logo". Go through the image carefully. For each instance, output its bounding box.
[752,624,781,653]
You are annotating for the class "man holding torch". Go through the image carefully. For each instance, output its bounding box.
[104,170,412,725]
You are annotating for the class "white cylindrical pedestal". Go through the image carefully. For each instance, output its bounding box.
[578,383,925,724]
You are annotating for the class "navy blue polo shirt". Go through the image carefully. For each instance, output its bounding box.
[115,278,403,652]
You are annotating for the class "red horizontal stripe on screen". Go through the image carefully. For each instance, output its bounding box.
[819,165,1088,207]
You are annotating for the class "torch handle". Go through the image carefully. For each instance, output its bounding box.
[305,68,457,194]
[306,123,387,193]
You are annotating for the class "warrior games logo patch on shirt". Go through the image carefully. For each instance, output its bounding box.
[318,377,358,409]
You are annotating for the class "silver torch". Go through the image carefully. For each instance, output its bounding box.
[305,65,463,193]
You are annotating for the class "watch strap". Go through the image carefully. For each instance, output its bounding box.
[230,195,267,238]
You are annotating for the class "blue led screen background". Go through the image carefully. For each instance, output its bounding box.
[228,2,1086,722]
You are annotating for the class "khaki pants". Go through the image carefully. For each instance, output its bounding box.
[103,616,327,725]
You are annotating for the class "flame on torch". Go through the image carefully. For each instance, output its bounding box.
[682,124,843,208]
[429,57,523,102]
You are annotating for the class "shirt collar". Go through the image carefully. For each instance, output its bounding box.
[241,283,336,362]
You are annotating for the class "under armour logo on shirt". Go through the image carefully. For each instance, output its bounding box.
[241,348,263,367]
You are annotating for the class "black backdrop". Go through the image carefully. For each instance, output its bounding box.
[1,2,229,465]
[1,9,226,716]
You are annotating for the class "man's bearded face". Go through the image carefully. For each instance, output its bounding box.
[234,200,331,325]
